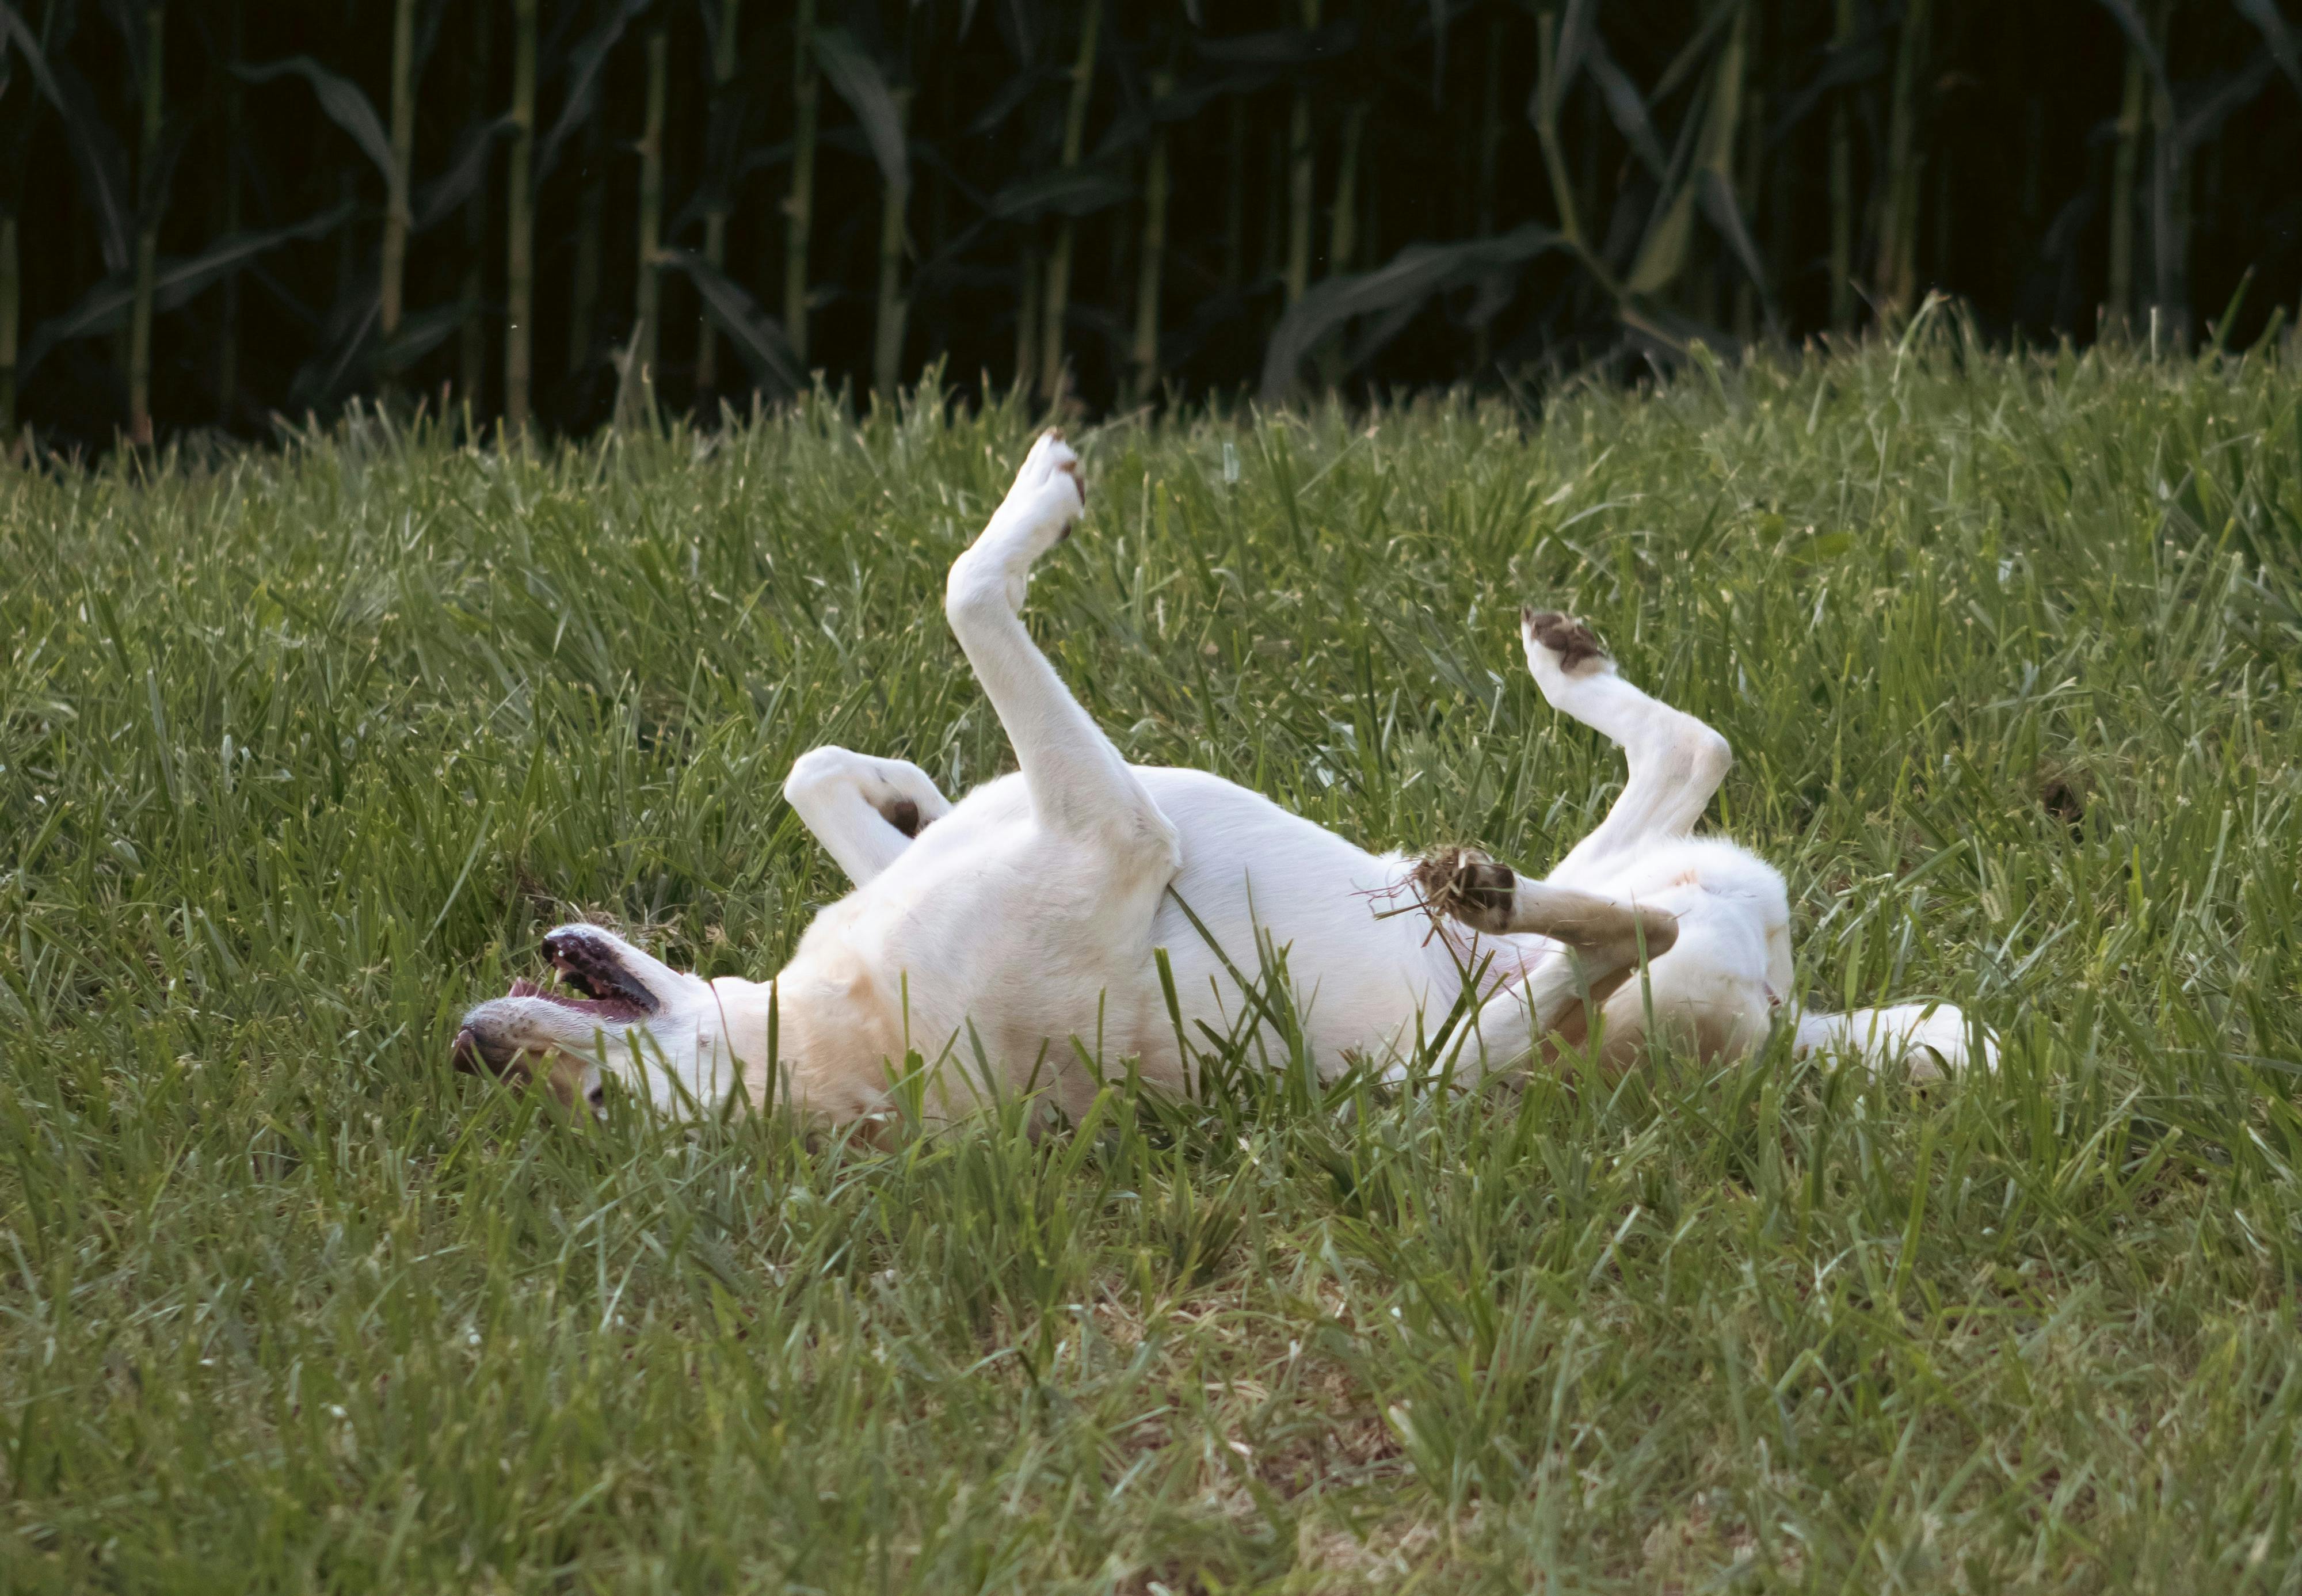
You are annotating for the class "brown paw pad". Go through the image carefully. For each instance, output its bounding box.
[881,797,924,839]
[1523,608,1610,675]
[1412,846,1517,934]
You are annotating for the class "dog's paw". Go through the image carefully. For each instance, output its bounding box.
[952,432,1088,615]
[1521,608,1613,681]
[1412,845,1518,936]
[997,429,1087,544]
[1900,1004,1999,1080]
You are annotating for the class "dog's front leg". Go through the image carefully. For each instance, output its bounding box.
[783,746,953,886]
[944,431,1179,870]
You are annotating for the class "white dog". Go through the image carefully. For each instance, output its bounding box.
[454,432,1990,1121]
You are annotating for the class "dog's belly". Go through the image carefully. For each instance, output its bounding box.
[790,766,1468,1098]
[1565,837,1796,1064]
[1137,768,1474,1077]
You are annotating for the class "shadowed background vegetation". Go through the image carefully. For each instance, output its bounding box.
[5,338,2302,1587]
[2,0,2300,448]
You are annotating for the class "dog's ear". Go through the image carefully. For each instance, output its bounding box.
[538,1049,597,1109]
[478,1046,590,1108]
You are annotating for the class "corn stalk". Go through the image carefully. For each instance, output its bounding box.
[1735,5,1765,339]
[505,0,537,433]
[377,0,416,386]
[1529,6,1588,253]
[1470,14,1500,365]
[874,86,912,397]
[1827,0,1856,329]
[783,0,817,368]
[459,0,492,407]
[1038,0,1101,401]
[1222,97,1247,288]
[2145,1,2190,348]
[127,2,163,446]
[569,115,603,374]
[1015,241,1040,396]
[634,25,667,392]
[1329,102,1366,276]
[0,213,16,436]
[1317,101,1367,384]
[1874,0,1933,320]
[696,0,740,397]
[1283,0,1318,307]
[217,0,243,418]
[1129,70,1173,404]
[2109,39,2147,329]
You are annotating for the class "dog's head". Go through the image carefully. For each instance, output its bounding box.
[453,924,760,1115]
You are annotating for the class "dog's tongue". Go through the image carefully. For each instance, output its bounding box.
[508,977,542,999]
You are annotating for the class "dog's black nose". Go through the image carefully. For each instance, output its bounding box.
[452,1027,496,1075]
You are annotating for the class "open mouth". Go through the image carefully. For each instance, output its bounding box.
[510,929,661,1022]
[502,974,649,1023]
[451,929,663,1077]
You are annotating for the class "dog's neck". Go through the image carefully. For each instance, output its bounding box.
[674,944,905,1122]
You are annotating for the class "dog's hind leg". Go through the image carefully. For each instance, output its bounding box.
[1519,610,1734,881]
[1795,1004,1999,1079]
[943,432,1180,873]
[1413,845,1682,1074]
[783,746,953,886]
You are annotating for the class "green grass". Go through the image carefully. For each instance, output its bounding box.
[5,333,2302,1593]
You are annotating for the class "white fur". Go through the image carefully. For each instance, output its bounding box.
[456,432,1994,1123]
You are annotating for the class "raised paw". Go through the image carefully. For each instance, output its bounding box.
[1412,845,1518,936]
[998,429,1088,542]
[951,432,1089,616]
[1521,608,1613,679]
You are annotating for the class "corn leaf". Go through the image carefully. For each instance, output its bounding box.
[2234,0,2302,93]
[1586,34,1668,178]
[812,27,907,193]
[96,0,146,83]
[18,201,355,383]
[413,115,518,234]
[2095,0,2171,97]
[1648,0,1741,104]
[1699,169,1775,323]
[969,64,1063,136]
[1261,222,1571,399]
[1190,20,1357,68]
[1622,77,1710,294]
[1427,0,1447,101]
[48,59,134,273]
[1627,180,1700,296]
[534,0,654,192]
[989,163,1133,222]
[2176,51,2281,151]
[1548,0,1598,124]
[287,285,382,412]
[233,58,394,186]
[1767,28,1891,146]
[688,84,754,219]
[654,247,805,394]
[373,298,468,371]
[0,0,64,110]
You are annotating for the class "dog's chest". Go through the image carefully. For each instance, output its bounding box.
[812,800,1165,1014]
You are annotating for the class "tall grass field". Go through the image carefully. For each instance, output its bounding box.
[5,337,2302,1591]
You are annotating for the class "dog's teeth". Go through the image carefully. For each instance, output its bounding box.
[508,977,540,998]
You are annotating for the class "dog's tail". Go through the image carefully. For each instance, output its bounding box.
[1792,1002,1998,1080]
